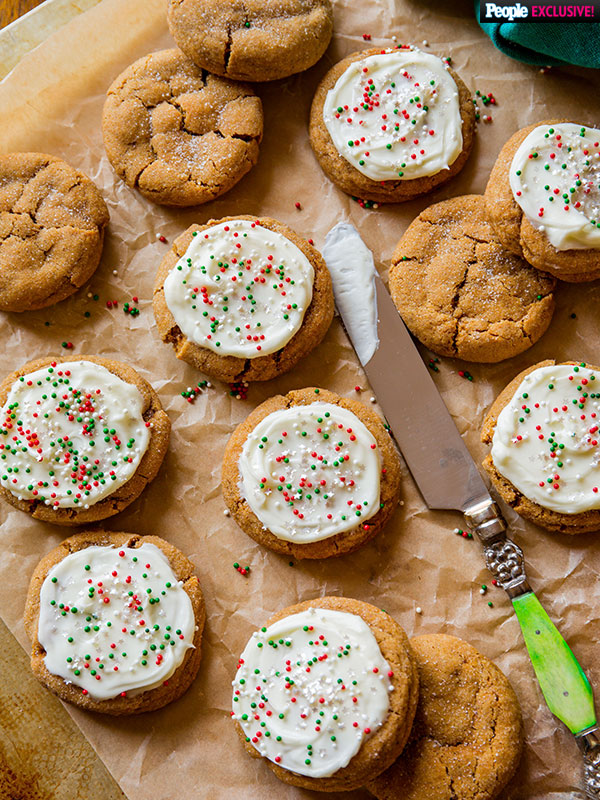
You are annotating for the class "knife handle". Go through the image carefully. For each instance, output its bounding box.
[578,729,600,799]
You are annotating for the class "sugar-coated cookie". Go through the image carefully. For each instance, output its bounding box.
[390,195,556,362]
[482,359,600,534]
[0,152,108,312]
[221,387,402,559]
[231,596,419,791]
[153,215,334,382]
[0,355,170,525]
[102,49,263,207]
[309,46,475,203]
[24,531,205,714]
[167,0,333,82]
[485,120,600,282]
[368,634,523,800]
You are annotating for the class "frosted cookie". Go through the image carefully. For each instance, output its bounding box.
[231,596,419,791]
[482,360,600,534]
[167,0,333,83]
[221,387,402,559]
[24,531,204,714]
[390,195,556,363]
[153,216,334,382]
[485,120,600,282]
[368,634,523,800]
[0,356,170,526]
[309,46,475,203]
[0,152,109,312]
[102,49,263,207]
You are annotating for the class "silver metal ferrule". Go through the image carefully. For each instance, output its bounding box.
[576,726,600,798]
[463,498,531,598]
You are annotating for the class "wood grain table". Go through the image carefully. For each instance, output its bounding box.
[0,0,46,29]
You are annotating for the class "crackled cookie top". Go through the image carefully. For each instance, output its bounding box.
[232,606,393,778]
[491,363,600,514]
[163,219,315,357]
[322,48,463,182]
[38,543,195,701]
[239,402,381,542]
[509,123,600,251]
[0,361,150,510]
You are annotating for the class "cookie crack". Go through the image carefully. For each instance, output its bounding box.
[224,21,233,71]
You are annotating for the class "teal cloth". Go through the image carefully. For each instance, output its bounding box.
[476,1,600,68]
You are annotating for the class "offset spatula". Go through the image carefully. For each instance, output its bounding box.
[323,223,600,797]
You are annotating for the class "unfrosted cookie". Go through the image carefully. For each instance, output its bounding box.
[167,0,333,82]
[482,359,600,535]
[368,634,523,800]
[24,531,205,714]
[153,215,334,382]
[102,49,263,207]
[0,152,108,312]
[390,195,556,362]
[222,387,402,559]
[485,120,600,282]
[309,47,475,203]
[0,355,170,525]
[232,596,419,791]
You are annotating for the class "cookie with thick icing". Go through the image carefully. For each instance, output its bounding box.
[167,0,333,82]
[390,195,556,362]
[24,531,205,714]
[231,596,419,791]
[0,152,108,312]
[368,634,523,800]
[482,359,600,534]
[309,46,475,203]
[221,387,402,559]
[0,355,170,525]
[485,120,600,282]
[153,215,334,382]
[102,49,263,207]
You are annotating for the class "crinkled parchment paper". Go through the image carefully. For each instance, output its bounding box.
[0,1,599,798]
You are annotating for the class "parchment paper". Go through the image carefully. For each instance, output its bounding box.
[0,1,599,798]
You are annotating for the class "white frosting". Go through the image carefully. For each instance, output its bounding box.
[163,219,315,358]
[491,364,600,514]
[38,543,195,701]
[0,361,150,510]
[509,123,600,251]
[322,222,379,366]
[239,401,382,543]
[232,606,393,778]
[322,48,463,182]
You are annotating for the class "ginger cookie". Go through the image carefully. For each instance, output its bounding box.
[102,49,263,207]
[0,355,170,526]
[231,596,419,791]
[167,0,333,83]
[24,531,205,715]
[309,46,475,203]
[221,387,402,559]
[390,195,556,363]
[153,215,334,382]
[482,359,600,535]
[0,152,108,312]
[485,120,600,282]
[368,634,523,800]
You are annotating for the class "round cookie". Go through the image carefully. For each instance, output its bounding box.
[0,355,170,526]
[167,0,333,83]
[231,596,419,791]
[368,634,523,800]
[222,387,402,559]
[309,46,475,204]
[102,48,263,207]
[153,215,334,382]
[390,195,556,363]
[485,120,600,282]
[0,152,109,312]
[24,531,205,714]
[482,359,600,535]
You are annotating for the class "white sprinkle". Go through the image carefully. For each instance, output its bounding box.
[416,607,422,614]
[370,397,376,403]
[422,40,429,46]
[223,509,231,517]
[112,269,118,275]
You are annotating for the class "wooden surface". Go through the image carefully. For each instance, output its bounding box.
[0,0,46,29]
